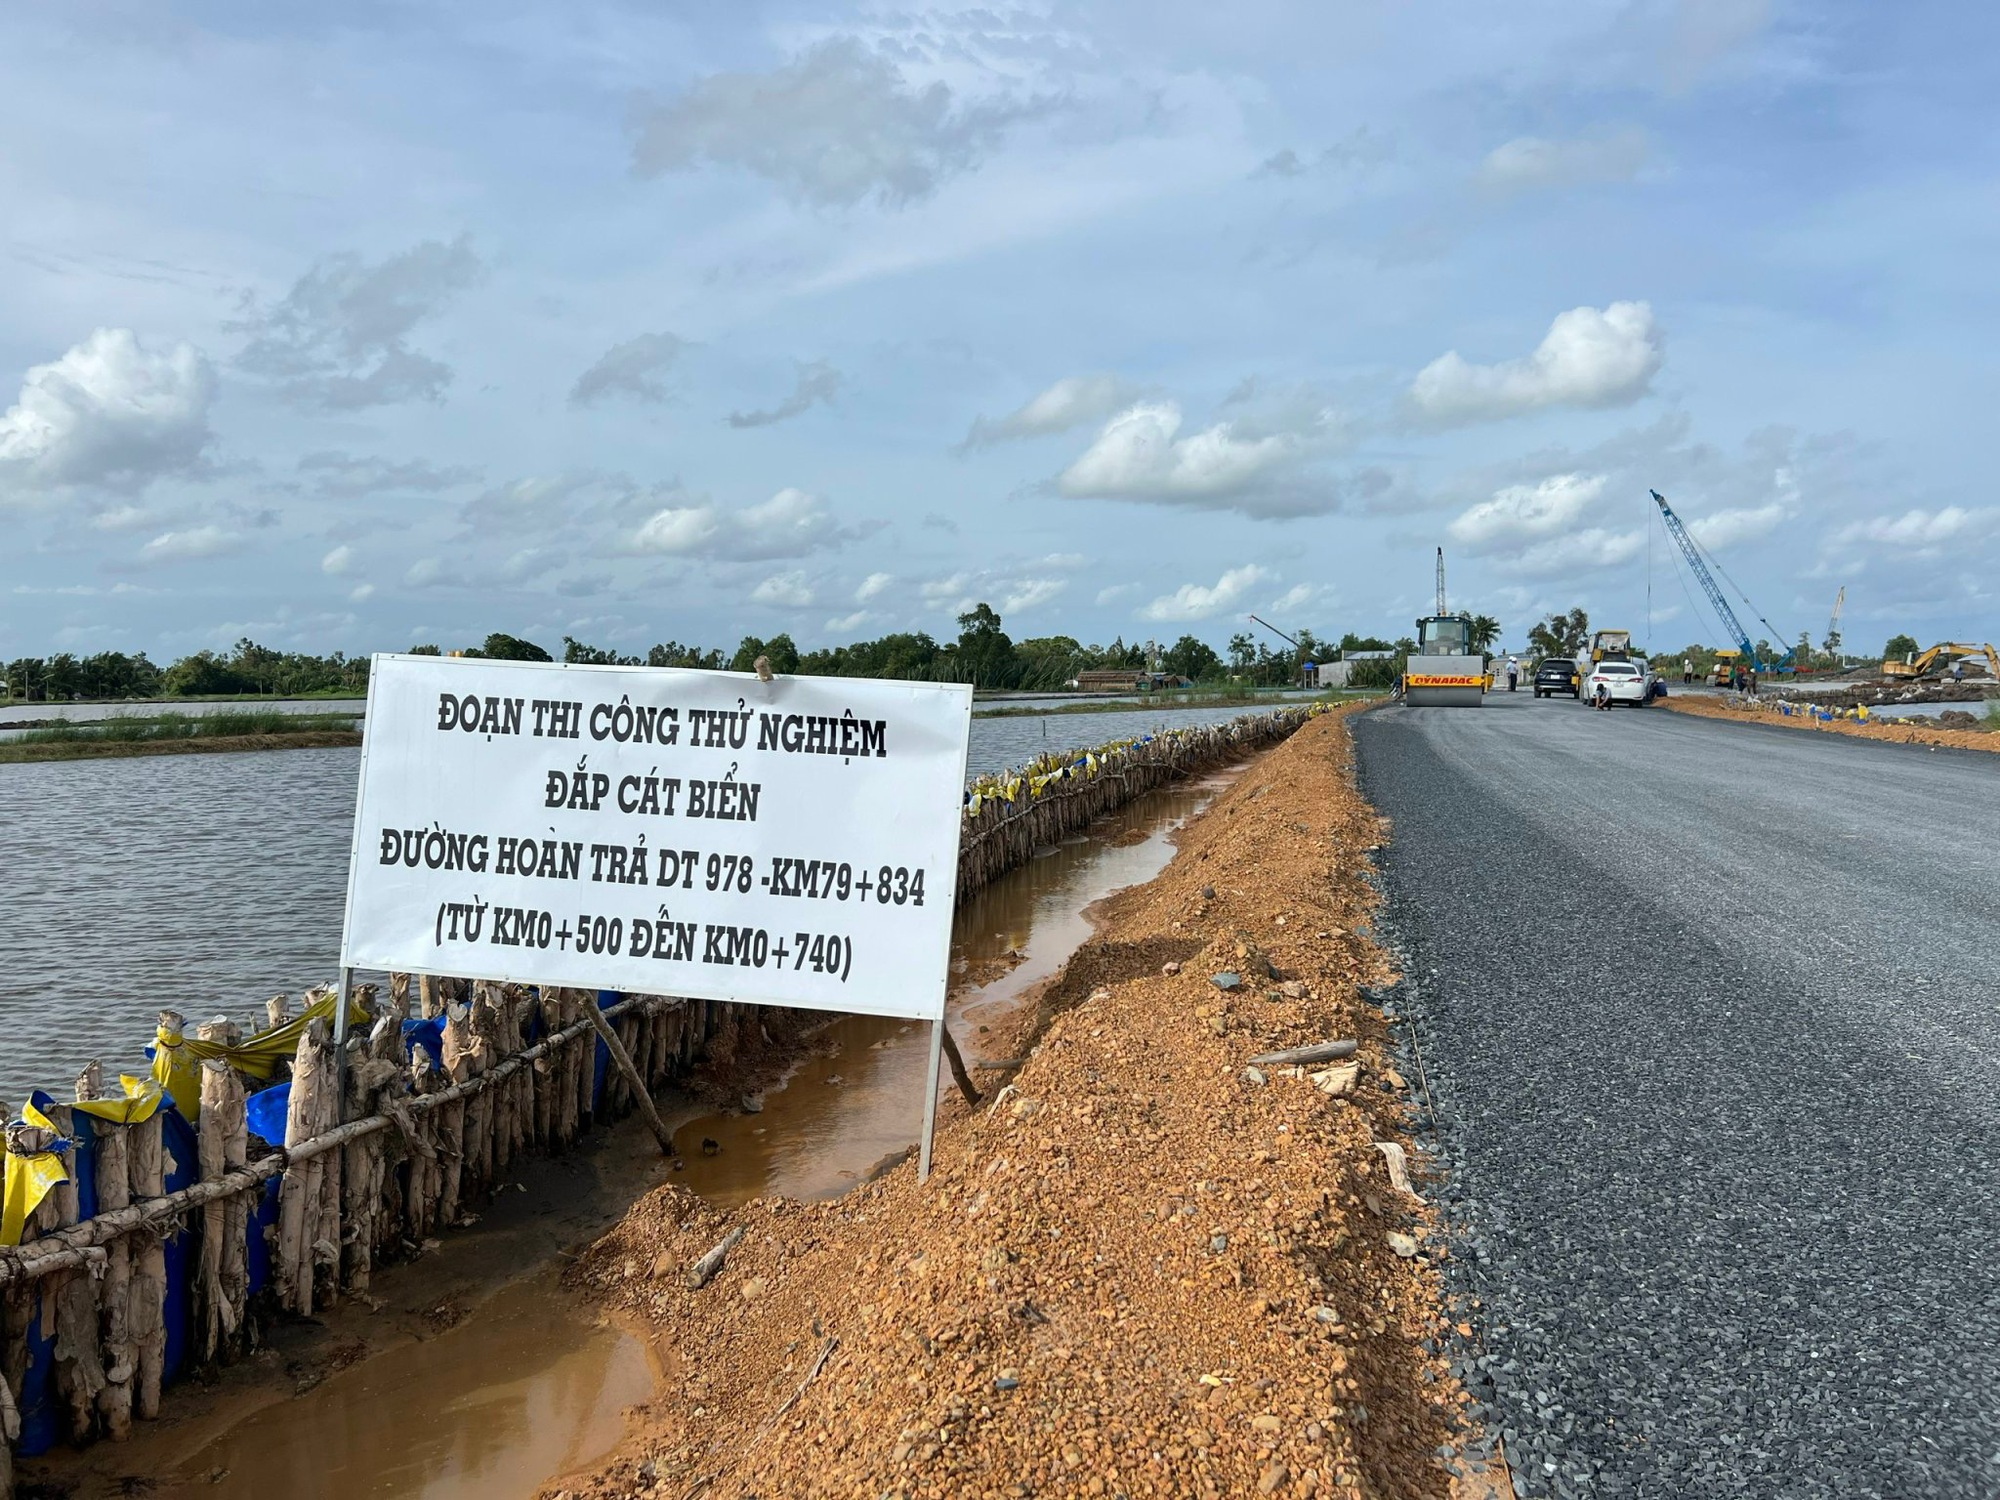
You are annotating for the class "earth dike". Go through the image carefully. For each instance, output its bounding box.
[554,706,1483,1500]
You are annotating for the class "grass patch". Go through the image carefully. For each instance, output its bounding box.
[14,710,359,745]
[0,712,362,762]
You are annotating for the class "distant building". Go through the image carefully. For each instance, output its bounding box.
[1075,669,1187,694]
[1313,650,1394,689]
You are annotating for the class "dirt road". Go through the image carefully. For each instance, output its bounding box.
[557,708,1475,1500]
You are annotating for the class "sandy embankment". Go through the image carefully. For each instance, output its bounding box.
[1663,692,1999,753]
[552,708,1476,1500]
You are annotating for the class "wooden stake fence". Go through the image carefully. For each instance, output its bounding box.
[0,703,1322,1487]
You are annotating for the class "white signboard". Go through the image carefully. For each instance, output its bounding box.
[339,655,973,1021]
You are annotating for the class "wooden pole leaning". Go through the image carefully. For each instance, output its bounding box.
[584,994,676,1157]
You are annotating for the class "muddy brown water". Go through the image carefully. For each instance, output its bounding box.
[31,768,1240,1500]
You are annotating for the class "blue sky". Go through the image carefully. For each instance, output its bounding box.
[2,0,1994,662]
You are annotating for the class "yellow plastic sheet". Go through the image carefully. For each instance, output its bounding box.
[151,988,368,1121]
[70,1077,165,1127]
[2,1103,69,1247]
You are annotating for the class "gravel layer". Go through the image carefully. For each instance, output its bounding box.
[553,709,1482,1500]
[1662,692,1998,753]
[1354,691,2000,1499]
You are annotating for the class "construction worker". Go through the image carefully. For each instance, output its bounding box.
[1682,656,1693,685]
[1506,656,1519,692]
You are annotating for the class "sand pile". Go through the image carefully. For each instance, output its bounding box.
[554,708,1471,1500]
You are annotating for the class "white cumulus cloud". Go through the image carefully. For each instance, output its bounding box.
[751,570,815,608]
[1000,578,1065,614]
[1059,401,1336,518]
[1687,502,1788,551]
[1138,564,1269,623]
[0,328,215,496]
[321,544,354,574]
[1478,130,1649,197]
[630,487,868,561]
[1506,528,1645,578]
[855,571,895,602]
[1830,507,1999,549]
[960,374,1140,450]
[1449,473,1609,552]
[1410,302,1662,426]
[823,610,870,633]
[1266,582,1332,616]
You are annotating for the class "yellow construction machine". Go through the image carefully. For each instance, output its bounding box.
[1882,642,2000,681]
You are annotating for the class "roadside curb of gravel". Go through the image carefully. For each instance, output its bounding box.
[552,707,1499,1500]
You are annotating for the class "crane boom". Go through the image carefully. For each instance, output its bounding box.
[1650,490,1792,672]
[1246,614,1300,650]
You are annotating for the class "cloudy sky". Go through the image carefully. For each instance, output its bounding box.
[2,0,1993,662]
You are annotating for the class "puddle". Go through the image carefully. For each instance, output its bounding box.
[158,1272,650,1499]
[667,767,1239,1209]
[33,766,1239,1499]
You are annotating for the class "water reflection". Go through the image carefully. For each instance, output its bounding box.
[0,708,1265,1103]
[667,771,1231,1209]
[158,1270,650,1500]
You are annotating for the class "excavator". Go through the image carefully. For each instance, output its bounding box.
[1882,642,2000,681]
[1403,549,1487,706]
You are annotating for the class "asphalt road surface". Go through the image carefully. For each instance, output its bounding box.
[1353,691,2000,1499]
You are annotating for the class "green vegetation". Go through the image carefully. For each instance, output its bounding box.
[5,640,367,703]
[1,711,361,763]
[1884,633,1920,665]
[5,601,1502,706]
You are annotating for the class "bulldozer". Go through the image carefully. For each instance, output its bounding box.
[1881,641,2000,682]
[1403,549,1486,707]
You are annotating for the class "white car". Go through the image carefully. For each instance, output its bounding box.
[1584,660,1651,706]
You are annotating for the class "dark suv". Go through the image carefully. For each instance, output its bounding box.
[1533,657,1581,698]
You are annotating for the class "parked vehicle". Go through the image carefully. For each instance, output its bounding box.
[1584,660,1650,706]
[1534,658,1582,698]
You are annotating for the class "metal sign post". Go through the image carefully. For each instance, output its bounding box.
[331,966,352,1125]
[336,654,973,1180]
[917,1017,946,1181]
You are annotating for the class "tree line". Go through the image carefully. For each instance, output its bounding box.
[421,606,1390,691]
[4,602,1503,704]
[4,641,369,703]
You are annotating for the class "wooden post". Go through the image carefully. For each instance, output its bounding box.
[585,996,675,1156]
[938,1025,981,1107]
[195,1053,248,1360]
[127,1110,166,1420]
[93,1103,134,1442]
[45,1102,107,1443]
[276,1018,335,1315]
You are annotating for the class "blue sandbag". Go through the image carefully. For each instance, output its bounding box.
[244,1081,291,1147]
[403,1015,447,1070]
